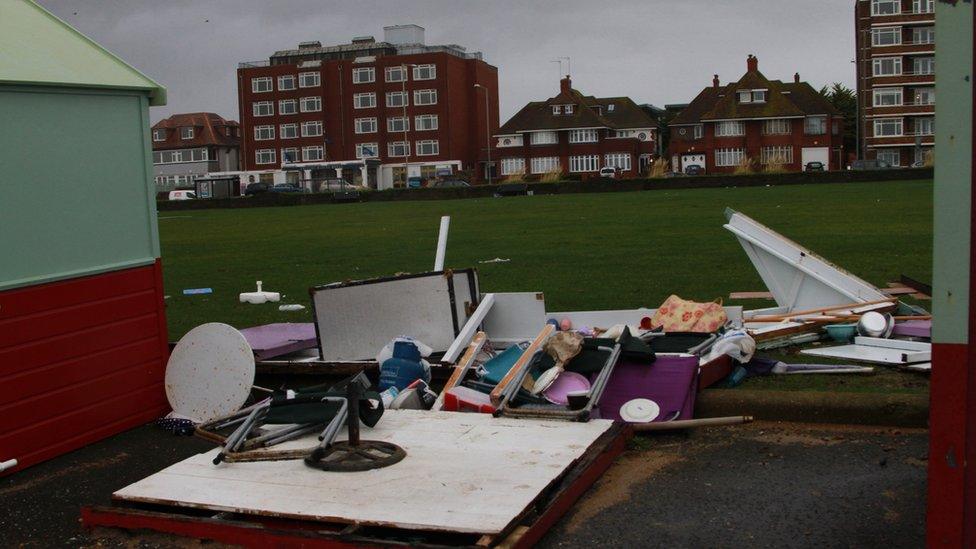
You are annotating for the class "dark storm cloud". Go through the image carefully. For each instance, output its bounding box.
[38,0,856,124]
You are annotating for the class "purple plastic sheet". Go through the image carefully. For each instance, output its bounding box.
[595,354,699,422]
[891,320,932,339]
[239,323,317,360]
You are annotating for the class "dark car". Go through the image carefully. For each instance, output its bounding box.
[429,179,470,188]
[269,183,308,194]
[805,161,825,172]
[243,182,270,196]
[684,164,704,176]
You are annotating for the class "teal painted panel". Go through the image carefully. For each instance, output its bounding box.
[0,87,160,291]
[932,1,973,345]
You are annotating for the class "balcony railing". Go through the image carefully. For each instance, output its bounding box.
[239,60,271,69]
[872,100,936,108]
[872,39,935,48]
[872,70,936,78]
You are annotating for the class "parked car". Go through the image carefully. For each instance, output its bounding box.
[244,182,270,196]
[684,164,704,176]
[269,183,308,194]
[804,161,825,172]
[168,190,196,201]
[315,178,362,192]
[849,159,894,170]
[598,166,619,179]
[429,179,470,188]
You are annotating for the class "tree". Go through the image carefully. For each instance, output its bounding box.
[819,83,857,156]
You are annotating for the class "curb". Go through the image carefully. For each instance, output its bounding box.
[696,389,929,428]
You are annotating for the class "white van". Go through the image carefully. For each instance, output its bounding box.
[168,190,197,201]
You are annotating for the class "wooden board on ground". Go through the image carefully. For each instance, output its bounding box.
[112,410,614,536]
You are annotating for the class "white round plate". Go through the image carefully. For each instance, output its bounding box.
[619,398,660,423]
[531,367,562,395]
[165,323,255,423]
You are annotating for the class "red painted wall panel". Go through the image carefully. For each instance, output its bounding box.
[0,261,169,475]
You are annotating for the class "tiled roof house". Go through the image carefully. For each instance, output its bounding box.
[150,112,241,190]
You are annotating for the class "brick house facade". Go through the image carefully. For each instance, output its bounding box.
[855,0,936,167]
[669,55,844,174]
[236,25,499,189]
[151,112,240,191]
[493,76,658,180]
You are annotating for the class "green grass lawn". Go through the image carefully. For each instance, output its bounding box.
[158,179,933,393]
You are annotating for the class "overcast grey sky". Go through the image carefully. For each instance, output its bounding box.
[39,0,856,124]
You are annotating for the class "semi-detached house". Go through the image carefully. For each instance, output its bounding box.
[669,55,844,174]
[494,76,658,180]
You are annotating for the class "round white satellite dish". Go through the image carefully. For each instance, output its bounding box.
[165,323,255,423]
[619,398,661,423]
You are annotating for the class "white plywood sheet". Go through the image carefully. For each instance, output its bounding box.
[311,272,476,361]
[800,343,931,365]
[482,292,548,344]
[114,410,614,535]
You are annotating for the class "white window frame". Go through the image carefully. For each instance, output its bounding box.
[279,123,298,139]
[386,91,408,108]
[413,64,436,80]
[912,26,935,45]
[873,57,902,76]
[916,117,935,136]
[762,119,792,135]
[552,105,561,115]
[253,101,273,117]
[388,141,410,157]
[565,104,574,114]
[530,131,558,145]
[500,157,525,176]
[568,129,598,143]
[301,120,323,137]
[299,71,321,88]
[805,116,828,135]
[251,77,272,93]
[874,117,904,137]
[385,66,406,83]
[530,156,560,174]
[873,88,903,107]
[180,127,193,140]
[714,148,745,167]
[354,117,377,134]
[414,89,438,106]
[281,147,299,163]
[278,74,296,91]
[152,129,166,142]
[914,57,935,75]
[387,116,409,133]
[693,124,704,139]
[278,99,298,115]
[569,155,600,173]
[302,145,324,162]
[300,96,322,112]
[254,125,275,141]
[255,148,276,165]
[416,140,439,156]
[352,67,375,84]
[356,142,379,159]
[872,0,900,16]
[877,149,901,166]
[872,27,902,47]
[353,92,376,109]
[913,0,934,14]
[415,114,438,131]
[914,87,935,106]
[760,146,794,165]
[737,90,752,104]
[715,121,745,137]
[604,153,632,171]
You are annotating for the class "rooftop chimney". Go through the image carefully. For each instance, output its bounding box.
[794,72,800,83]
[747,54,758,72]
[560,75,572,94]
[712,74,720,88]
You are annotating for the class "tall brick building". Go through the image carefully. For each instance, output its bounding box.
[855,0,935,166]
[494,76,658,180]
[236,25,498,189]
[669,55,844,173]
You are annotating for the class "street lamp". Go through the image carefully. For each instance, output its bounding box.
[401,63,417,188]
[474,83,492,185]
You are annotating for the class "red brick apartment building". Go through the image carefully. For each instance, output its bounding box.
[151,112,240,191]
[493,76,658,180]
[237,24,499,189]
[668,56,844,174]
[855,0,935,166]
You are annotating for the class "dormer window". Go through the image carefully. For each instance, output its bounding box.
[565,104,574,114]
[552,105,561,115]
[152,129,166,142]
[607,104,615,112]
[180,127,194,140]
[738,89,767,104]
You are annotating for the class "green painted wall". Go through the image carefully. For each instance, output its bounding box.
[0,86,160,291]
[933,0,973,345]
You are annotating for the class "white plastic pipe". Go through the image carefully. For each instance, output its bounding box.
[0,459,18,473]
[434,216,451,271]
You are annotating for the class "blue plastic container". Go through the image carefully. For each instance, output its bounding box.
[379,341,429,391]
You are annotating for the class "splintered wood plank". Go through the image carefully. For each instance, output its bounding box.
[114,410,613,535]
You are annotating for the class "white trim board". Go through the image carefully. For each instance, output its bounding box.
[801,337,931,365]
[113,410,614,535]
